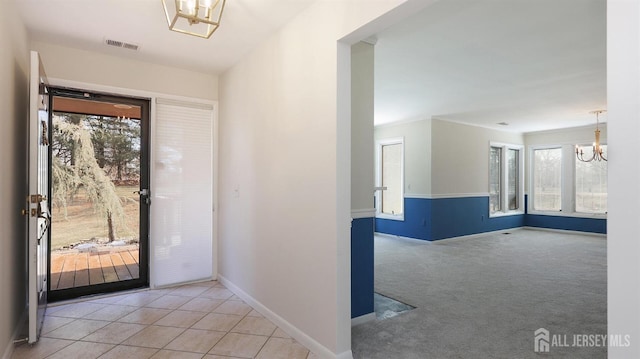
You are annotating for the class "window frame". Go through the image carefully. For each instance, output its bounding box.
[528,144,607,219]
[375,137,405,221]
[489,142,525,218]
[530,145,563,213]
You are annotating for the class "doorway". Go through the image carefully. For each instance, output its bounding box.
[48,88,150,301]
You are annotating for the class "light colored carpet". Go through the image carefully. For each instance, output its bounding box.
[352,229,606,358]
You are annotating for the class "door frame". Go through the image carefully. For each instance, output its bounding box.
[44,77,219,289]
[47,86,151,301]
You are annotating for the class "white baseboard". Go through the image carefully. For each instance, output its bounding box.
[3,308,27,359]
[218,275,352,359]
[351,312,375,327]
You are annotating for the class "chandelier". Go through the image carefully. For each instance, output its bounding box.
[161,0,226,39]
[575,110,607,162]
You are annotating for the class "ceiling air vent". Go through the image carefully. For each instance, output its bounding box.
[104,38,140,51]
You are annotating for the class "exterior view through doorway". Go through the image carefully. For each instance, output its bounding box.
[48,88,150,301]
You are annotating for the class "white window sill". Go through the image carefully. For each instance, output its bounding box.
[375,213,404,221]
[489,210,524,218]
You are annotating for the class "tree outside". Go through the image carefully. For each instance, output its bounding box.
[51,113,141,250]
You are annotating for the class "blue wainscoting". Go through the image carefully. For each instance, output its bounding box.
[375,197,524,241]
[375,195,606,241]
[430,196,525,240]
[524,194,607,234]
[374,198,431,240]
[525,214,606,234]
[351,217,374,318]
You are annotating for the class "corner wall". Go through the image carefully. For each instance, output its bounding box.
[350,42,375,320]
[375,119,525,240]
[0,0,30,356]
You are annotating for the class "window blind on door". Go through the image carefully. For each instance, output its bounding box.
[152,98,213,287]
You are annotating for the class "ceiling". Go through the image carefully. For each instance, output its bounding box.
[374,0,606,132]
[15,0,315,74]
[15,0,606,133]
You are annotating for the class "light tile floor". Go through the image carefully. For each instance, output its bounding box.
[13,281,316,359]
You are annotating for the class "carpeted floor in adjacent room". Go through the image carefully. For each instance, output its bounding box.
[352,229,606,359]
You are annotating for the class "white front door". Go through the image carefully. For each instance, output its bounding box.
[28,51,50,344]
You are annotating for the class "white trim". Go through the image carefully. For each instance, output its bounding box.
[404,193,490,199]
[403,193,431,199]
[351,312,376,326]
[528,144,563,214]
[376,213,404,221]
[156,97,214,110]
[375,137,405,221]
[428,193,490,199]
[374,116,429,129]
[351,208,376,219]
[528,144,608,218]
[211,101,219,281]
[489,142,525,217]
[219,275,349,359]
[522,226,607,238]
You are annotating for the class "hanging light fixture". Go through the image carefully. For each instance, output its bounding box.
[575,110,607,162]
[161,0,226,39]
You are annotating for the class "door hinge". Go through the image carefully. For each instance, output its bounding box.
[30,194,46,203]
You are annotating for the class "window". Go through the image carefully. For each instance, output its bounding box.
[376,138,404,220]
[530,144,607,217]
[489,143,524,216]
[575,145,607,214]
[532,148,562,211]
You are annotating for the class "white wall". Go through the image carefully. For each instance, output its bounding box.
[608,0,640,357]
[0,0,30,356]
[375,119,431,197]
[31,41,218,100]
[217,1,408,357]
[431,119,524,196]
[352,42,375,214]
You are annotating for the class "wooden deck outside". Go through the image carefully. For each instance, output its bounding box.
[50,246,139,290]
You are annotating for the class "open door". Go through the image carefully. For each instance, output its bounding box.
[27,51,49,344]
[47,89,150,300]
